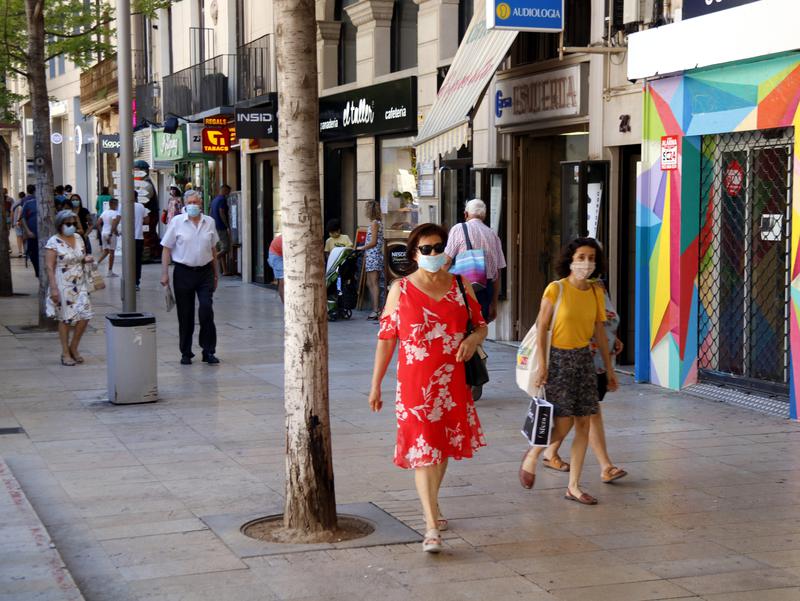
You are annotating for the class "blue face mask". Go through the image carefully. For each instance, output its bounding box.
[71,200,80,208]
[417,253,447,273]
[185,205,201,217]
[62,225,76,237]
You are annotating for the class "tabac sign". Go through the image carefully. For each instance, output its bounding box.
[487,0,564,32]
[494,64,587,127]
[201,127,231,153]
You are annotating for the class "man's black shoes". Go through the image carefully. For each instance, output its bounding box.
[202,353,220,365]
[180,356,192,365]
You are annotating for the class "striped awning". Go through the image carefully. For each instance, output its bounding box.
[415,0,517,163]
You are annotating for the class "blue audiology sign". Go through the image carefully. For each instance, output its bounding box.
[486,0,564,32]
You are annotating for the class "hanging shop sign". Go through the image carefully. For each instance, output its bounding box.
[50,132,63,145]
[236,107,278,140]
[201,127,231,153]
[494,64,587,128]
[319,77,417,141]
[661,136,678,170]
[683,0,760,20]
[152,129,186,162]
[99,134,121,154]
[486,0,564,32]
[186,123,204,154]
[203,115,231,127]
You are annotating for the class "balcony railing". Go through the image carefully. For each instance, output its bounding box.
[80,50,149,113]
[237,34,272,102]
[162,54,238,117]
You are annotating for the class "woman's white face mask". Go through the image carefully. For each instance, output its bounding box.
[570,260,595,280]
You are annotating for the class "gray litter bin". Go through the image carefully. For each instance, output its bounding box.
[105,312,158,404]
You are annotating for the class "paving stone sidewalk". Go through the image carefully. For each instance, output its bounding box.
[2,256,800,601]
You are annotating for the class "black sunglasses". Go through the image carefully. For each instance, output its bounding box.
[418,243,445,255]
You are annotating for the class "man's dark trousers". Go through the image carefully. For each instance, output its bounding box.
[26,238,39,278]
[475,279,494,322]
[173,263,216,358]
[135,239,144,285]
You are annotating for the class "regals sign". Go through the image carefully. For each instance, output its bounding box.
[486,0,564,32]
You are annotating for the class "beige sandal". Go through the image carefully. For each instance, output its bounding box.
[422,528,442,553]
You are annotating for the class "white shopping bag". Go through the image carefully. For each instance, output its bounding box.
[516,281,563,396]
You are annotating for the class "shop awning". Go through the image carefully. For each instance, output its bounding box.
[415,0,517,163]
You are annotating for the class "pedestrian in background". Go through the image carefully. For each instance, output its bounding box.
[368,223,487,553]
[53,185,67,212]
[518,238,618,505]
[20,184,39,278]
[45,210,94,366]
[96,186,112,215]
[160,190,220,365]
[69,194,93,254]
[12,192,25,257]
[268,234,284,303]
[356,200,384,320]
[444,198,506,323]
[165,185,184,224]
[96,198,121,277]
[133,198,151,290]
[210,184,233,276]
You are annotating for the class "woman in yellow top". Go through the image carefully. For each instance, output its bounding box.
[519,238,618,505]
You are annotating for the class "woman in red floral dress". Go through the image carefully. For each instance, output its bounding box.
[368,223,488,554]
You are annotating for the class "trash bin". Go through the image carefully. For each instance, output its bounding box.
[105,312,158,405]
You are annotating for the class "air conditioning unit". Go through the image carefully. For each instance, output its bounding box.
[623,0,655,25]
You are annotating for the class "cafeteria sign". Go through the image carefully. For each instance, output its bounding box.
[487,0,564,32]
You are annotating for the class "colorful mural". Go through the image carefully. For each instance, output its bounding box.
[637,52,800,418]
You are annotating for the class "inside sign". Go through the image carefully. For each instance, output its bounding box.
[661,136,678,170]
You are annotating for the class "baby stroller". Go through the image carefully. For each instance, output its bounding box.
[326,247,359,321]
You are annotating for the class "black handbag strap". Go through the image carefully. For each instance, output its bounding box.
[455,275,474,335]
[461,222,473,251]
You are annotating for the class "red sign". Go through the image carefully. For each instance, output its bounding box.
[724,160,744,196]
[201,127,230,153]
[661,136,678,170]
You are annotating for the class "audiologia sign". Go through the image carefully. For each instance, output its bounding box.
[319,77,417,141]
[486,0,564,32]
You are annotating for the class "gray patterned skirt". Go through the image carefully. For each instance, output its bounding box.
[547,346,599,418]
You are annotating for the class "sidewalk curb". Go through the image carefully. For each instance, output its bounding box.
[0,459,85,601]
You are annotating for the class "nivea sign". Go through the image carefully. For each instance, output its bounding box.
[486,0,564,32]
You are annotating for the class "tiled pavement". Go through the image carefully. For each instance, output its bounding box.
[2,255,800,600]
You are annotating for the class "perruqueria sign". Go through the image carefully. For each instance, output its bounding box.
[486,0,564,32]
[494,64,588,127]
[319,77,417,141]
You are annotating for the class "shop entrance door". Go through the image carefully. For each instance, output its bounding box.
[698,129,793,396]
[250,155,274,285]
[324,143,357,237]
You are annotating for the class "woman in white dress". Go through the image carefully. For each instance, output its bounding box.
[45,210,95,366]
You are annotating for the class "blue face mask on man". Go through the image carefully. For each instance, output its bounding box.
[185,205,201,218]
[417,253,447,273]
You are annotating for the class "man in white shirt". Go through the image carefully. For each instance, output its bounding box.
[97,198,121,277]
[160,190,220,365]
[133,199,151,290]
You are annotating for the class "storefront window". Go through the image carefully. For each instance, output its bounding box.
[379,136,419,232]
[390,0,418,72]
[336,0,357,85]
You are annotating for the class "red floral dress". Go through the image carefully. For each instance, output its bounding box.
[379,277,487,469]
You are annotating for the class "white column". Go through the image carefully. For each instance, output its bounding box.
[344,0,394,83]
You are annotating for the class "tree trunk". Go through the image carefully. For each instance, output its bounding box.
[25,0,55,326]
[275,0,337,533]
[0,197,12,296]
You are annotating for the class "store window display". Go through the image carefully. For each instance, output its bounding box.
[379,136,419,233]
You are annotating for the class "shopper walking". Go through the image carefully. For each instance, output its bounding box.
[133,199,151,290]
[210,184,233,276]
[96,198,121,276]
[20,184,39,278]
[542,278,628,484]
[96,186,112,215]
[165,186,184,224]
[356,200,384,319]
[444,198,506,322]
[268,234,284,303]
[11,192,25,257]
[368,223,487,553]
[69,194,93,254]
[518,238,618,505]
[160,190,220,365]
[45,210,94,366]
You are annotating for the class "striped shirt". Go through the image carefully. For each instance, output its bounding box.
[444,218,506,281]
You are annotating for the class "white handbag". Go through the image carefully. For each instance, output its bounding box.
[516,280,563,396]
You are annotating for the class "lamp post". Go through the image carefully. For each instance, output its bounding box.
[117,0,136,311]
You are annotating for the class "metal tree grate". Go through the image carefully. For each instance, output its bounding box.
[698,129,793,397]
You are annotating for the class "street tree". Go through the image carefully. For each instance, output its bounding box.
[274,0,337,536]
[0,0,167,323]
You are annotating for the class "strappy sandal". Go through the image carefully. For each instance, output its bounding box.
[565,489,598,505]
[70,351,85,364]
[61,354,76,366]
[602,466,628,483]
[543,455,571,472]
[422,528,442,553]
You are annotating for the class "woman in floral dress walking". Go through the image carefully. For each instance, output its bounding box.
[368,223,487,553]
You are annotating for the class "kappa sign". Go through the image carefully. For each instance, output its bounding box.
[202,128,230,153]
